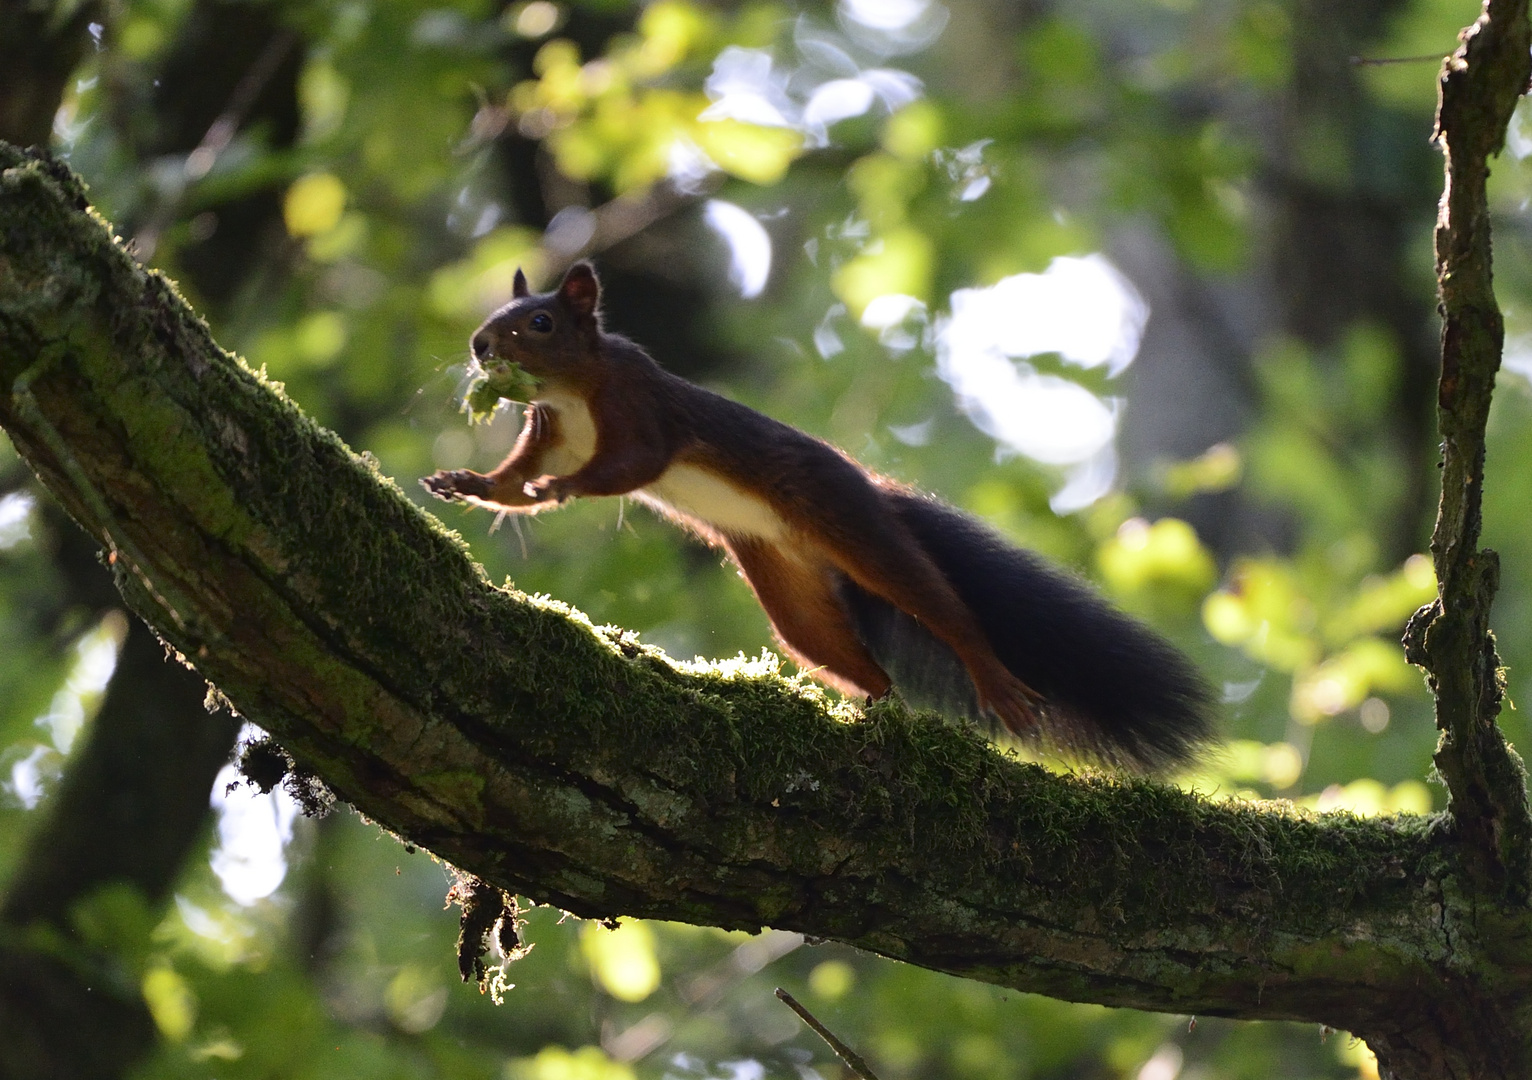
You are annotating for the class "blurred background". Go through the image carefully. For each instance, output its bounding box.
[4,0,1532,1075]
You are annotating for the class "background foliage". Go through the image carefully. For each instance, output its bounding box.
[4,0,1532,1075]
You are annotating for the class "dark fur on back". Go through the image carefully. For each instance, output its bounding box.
[840,491,1216,772]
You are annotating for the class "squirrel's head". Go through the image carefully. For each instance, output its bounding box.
[470,262,603,386]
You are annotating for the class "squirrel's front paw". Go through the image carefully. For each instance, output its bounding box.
[421,469,492,501]
[522,474,569,504]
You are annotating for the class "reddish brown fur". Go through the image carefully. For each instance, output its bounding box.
[432,404,558,507]
[424,263,1042,734]
[725,537,893,700]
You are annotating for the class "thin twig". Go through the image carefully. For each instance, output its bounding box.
[131,28,299,259]
[775,988,882,1080]
[1406,0,1532,899]
[534,177,707,286]
[1349,53,1446,66]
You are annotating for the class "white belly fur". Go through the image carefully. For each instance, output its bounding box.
[535,390,785,540]
[641,464,788,541]
[535,390,599,475]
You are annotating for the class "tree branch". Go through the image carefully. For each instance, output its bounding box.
[1405,0,1532,901]
[1,142,1528,1077]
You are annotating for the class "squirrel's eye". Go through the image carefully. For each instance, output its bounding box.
[529,312,553,333]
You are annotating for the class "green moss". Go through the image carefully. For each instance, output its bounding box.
[415,770,488,823]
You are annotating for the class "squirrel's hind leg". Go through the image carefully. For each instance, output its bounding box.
[807,510,1043,735]
[726,538,893,701]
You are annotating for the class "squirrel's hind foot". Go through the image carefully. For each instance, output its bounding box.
[976,672,1045,738]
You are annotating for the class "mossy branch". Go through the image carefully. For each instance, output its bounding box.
[1404,0,1532,900]
[2,144,1530,1077]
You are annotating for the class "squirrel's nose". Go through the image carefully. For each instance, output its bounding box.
[471,331,492,360]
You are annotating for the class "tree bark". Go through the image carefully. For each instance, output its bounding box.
[3,142,1532,1076]
[1403,0,1532,904]
[0,6,249,1077]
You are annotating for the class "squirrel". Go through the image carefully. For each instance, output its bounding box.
[422,262,1216,771]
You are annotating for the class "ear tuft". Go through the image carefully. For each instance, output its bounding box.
[513,267,530,298]
[558,262,601,320]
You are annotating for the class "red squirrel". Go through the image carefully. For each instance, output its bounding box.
[423,263,1215,770]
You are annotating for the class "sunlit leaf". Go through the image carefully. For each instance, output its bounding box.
[1097,517,1217,601]
[580,920,661,1002]
[832,226,934,316]
[693,117,803,185]
[143,965,198,1041]
[513,1044,637,1080]
[283,173,348,238]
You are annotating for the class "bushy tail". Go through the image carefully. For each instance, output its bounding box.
[840,492,1216,772]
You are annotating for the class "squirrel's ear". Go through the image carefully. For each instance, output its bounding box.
[558,262,601,320]
[513,267,530,298]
